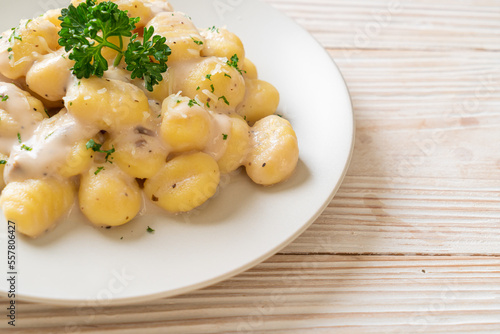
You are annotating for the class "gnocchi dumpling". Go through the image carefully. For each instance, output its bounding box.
[132,70,174,103]
[42,9,63,30]
[147,12,204,63]
[243,58,258,80]
[71,0,173,27]
[0,110,20,138]
[113,0,174,27]
[0,153,7,191]
[59,140,94,178]
[79,165,142,227]
[176,57,245,111]
[200,27,245,62]
[237,78,280,124]
[144,152,220,213]
[106,127,167,179]
[65,77,149,129]
[0,83,47,139]
[160,95,211,152]
[0,0,299,238]
[218,116,251,174]
[26,49,74,101]
[0,178,76,238]
[246,115,299,185]
[0,17,60,79]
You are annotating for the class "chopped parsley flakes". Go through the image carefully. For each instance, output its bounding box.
[227,54,244,75]
[208,26,219,33]
[188,99,200,107]
[45,131,55,140]
[190,36,203,45]
[94,166,105,175]
[218,96,230,105]
[86,139,115,163]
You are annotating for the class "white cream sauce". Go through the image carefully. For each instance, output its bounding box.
[4,111,99,183]
[2,69,234,187]
[0,83,44,153]
[27,48,74,101]
[204,111,231,161]
[1,0,242,225]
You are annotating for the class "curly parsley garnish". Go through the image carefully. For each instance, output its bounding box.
[125,26,171,91]
[58,0,171,91]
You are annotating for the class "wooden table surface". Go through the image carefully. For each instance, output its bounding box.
[3,0,500,332]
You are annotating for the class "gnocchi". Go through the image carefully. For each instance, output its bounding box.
[246,116,299,185]
[175,56,246,111]
[79,165,142,226]
[65,77,150,129]
[0,178,75,238]
[0,153,7,191]
[160,95,211,152]
[0,0,299,238]
[144,152,220,213]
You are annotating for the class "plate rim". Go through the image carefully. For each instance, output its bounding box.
[1,0,355,306]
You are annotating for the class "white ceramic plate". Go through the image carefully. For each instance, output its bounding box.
[0,0,354,305]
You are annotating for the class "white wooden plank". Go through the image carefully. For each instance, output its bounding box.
[265,0,500,51]
[2,1,500,332]
[279,47,500,255]
[2,255,499,333]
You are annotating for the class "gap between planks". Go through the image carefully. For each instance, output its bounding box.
[278,252,500,258]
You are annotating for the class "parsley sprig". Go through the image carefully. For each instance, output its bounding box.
[58,0,171,91]
[125,27,171,91]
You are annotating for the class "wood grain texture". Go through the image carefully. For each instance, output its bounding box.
[3,255,500,333]
[267,0,500,51]
[278,28,500,255]
[3,0,500,332]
